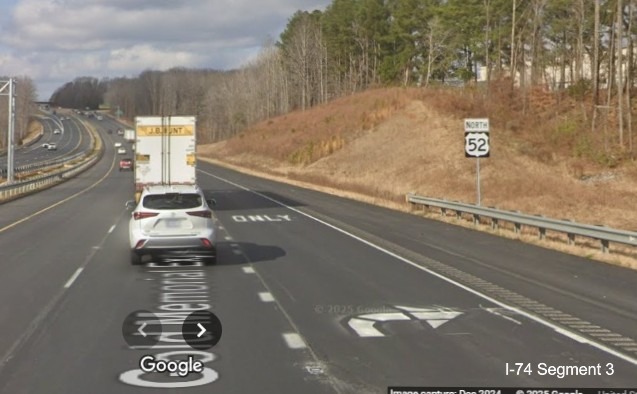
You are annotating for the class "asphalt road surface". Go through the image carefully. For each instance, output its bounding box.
[0,131,635,393]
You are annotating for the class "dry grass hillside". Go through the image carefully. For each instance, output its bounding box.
[198,86,637,267]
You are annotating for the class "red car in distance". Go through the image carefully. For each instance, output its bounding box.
[119,158,133,171]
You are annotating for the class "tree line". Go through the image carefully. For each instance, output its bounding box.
[0,77,38,149]
[49,0,636,151]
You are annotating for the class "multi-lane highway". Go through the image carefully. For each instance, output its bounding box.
[0,113,90,174]
[0,119,635,393]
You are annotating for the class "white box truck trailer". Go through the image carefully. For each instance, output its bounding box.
[134,116,197,202]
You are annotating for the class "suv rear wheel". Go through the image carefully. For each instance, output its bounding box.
[203,254,217,266]
[130,251,142,265]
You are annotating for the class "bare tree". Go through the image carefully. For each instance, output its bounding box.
[627,0,634,155]
[510,0,516,86]
[575,0,585,82]
[529,0,547,85]
[424,16,450,87]
[617,0,624,146]
[592,0,600,133]
[0,76,37,148]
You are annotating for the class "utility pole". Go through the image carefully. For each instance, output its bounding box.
[1,78,16,184]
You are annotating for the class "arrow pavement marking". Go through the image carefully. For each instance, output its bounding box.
[197,323,206,338]
[347,306,463,337]
[395,305,463,329]
[137,323,147,338]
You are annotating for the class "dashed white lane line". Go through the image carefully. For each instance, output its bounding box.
[224,236,233,240]
[108,224,116,233]
[258,292,275,302]
[242,267,255,274]
[63,268,84,288]
[282,333,306,349]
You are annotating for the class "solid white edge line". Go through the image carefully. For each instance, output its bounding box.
[199,169,637,367]
[258,292,275,302]
[64,267,84,289]
[242,267,255,274]
[282,332,306,349]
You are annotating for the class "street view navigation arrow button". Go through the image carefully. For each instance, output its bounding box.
[138,322,148,337]
[182,311,222,350]
[197,323,206,338]
[122,310,161,348]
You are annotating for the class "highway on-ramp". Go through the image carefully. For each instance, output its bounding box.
[0,131,635,392]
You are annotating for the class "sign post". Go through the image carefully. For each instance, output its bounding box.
[1,78,16,184]
[464,118,490,206]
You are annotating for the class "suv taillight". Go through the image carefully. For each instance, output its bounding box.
[133,212,159,220]
[187,210,212,218]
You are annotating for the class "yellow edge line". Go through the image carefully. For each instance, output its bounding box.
[0,132,115,234]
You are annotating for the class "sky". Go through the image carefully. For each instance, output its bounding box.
[0,0,330,100]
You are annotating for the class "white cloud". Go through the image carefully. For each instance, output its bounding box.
[107,45,202,71]
[0,0,330,99]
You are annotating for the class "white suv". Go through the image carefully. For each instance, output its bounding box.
[128,185,217,265]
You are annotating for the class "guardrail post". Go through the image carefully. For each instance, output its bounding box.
[473,214,479,226]
[491,218,498,230]
[601,239,609,253]
[539,228,546,240]
[455,210,462,220]
[567,233,575,245]
[514,223,521,234]
[440,207,446,217]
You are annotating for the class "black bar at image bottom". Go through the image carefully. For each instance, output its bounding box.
[387,388,636,394]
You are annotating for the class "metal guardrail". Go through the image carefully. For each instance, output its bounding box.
[0,150,89,177]
[0,153,101,202]
[406,193,637,253]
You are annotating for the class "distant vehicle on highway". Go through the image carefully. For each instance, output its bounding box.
[117,129,124,136]
[127,185,217,265]
[41,143,50,149]
[53,129,61,134]
[119,158,133,171]
[124,129,135,142]
[114,142,122,148]
[97,115,103,121]
[47,143,57,151]
[117,147,127,155]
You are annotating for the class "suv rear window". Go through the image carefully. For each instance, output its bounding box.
[143,193,202,210]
